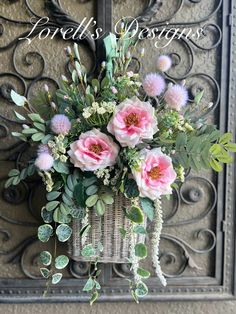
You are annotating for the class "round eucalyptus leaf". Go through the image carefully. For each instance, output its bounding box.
[40,251,52,266]
[52,273,62,284]
[55,255,69,270]
[38,224,53,242]
[135,243,147,259]
[40,268,50,279]
[56,224,72,242]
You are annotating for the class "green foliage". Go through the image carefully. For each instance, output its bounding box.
[56,224,72,242]
[52,273,63,284]
[11,90,27,107]
[38,224,53,242]
[135,282,148,298]
[81,244,96,257]
[135,243,147,259]
[124,179,139,198]
[140,198,154,221]
[126,206,144,224]
[40,251,52,266]
[137,268,150,279]
[40,268,50,279]
[55,255,69,270]
[5,164,36,188]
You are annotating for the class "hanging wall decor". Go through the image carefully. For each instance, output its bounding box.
[0,0,236,303]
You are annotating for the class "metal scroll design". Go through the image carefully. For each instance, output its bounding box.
[0,0,221,282]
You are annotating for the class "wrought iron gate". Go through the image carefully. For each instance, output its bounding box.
[0,0,235,302]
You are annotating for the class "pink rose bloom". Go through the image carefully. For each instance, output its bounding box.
[132,148,176,200]
[107,97,158,148]
[68,129,119,171]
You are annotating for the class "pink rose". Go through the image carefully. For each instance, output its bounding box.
[107,97,158,147]
[68,129,119,171]
[132,148,176,200]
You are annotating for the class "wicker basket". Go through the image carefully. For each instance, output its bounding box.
[69,194,146,263]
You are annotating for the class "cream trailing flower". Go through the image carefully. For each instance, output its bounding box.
[152,198,167,287]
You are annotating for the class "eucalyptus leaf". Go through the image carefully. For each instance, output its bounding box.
[135,243,147,259]
[52,273,63,284]
[83,277,95,292]
[40,251,52,266]
[56,224,72,242]
[38,224,53,242]
[55,255,69,270]
[135,282,148,298]
[40,268,50,279]
[81,244,95,257]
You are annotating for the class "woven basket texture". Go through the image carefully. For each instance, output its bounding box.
[69,194,146,263]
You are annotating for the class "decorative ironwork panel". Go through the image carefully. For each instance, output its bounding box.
[0,0,235,302]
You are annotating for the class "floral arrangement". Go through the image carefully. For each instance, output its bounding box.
[6,32,236,304]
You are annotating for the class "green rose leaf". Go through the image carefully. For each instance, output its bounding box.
[135,282,149,298]
[52,273,63,284]
[81,244,96,257]
[135,243,147,259]
[55,255,69,270]
[86,194,99,207]
[96,200,106,216]
[101,193,114,205]
[38,224,53,242]
[86,185,98,196]
[82,176,97,187]
[40,268,50,279]
[126,206,144,224]
[40,251,52,266]
[56,224,72,242]
[140,197,154,221]
[83,277,95,292]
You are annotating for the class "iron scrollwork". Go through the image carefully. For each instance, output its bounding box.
[0,0,235,302]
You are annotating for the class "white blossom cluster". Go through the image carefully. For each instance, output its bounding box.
[82,101,116,119]
[151,198,167,287]
[48,134,68,162]
[94,167,114,186]
[39,171,54,192]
